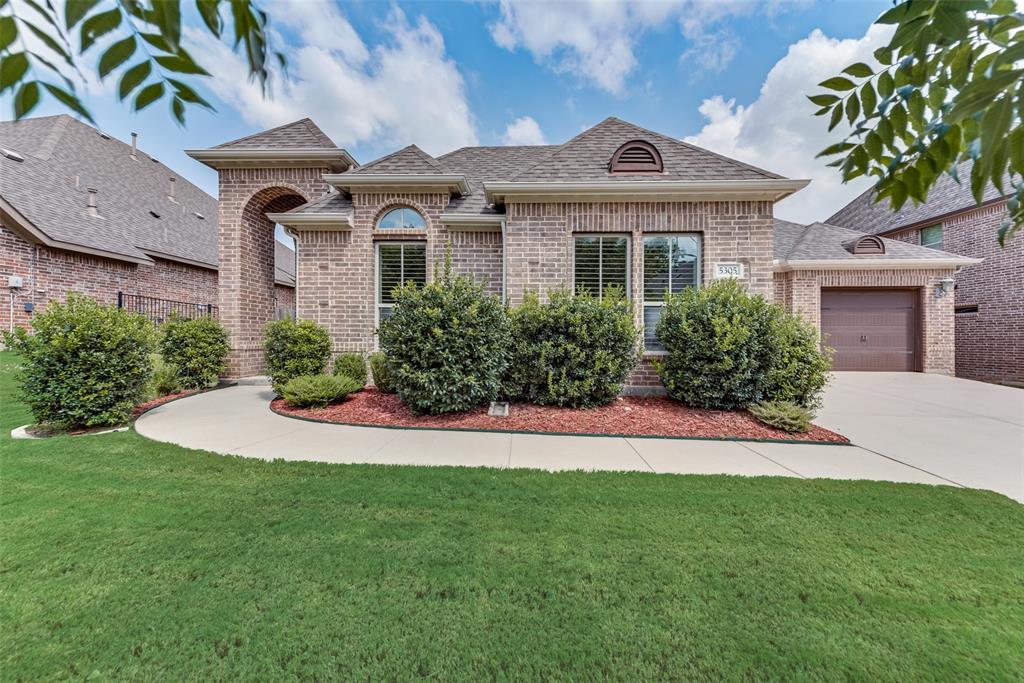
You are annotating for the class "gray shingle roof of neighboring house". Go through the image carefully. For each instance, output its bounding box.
[773,218,973,263]
[275,239,296,286]
[213,118,337,150]
[826,160,1008,234]
[0,115,295,283]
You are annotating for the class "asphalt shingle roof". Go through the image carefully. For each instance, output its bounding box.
[826,160,1008,233]
[213,118,337,150]
[774,218,969,262]
[350,145,446,174]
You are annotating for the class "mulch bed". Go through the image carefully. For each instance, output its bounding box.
[132,389,201,418]
[21,389,207,438]
[272,388,848,444]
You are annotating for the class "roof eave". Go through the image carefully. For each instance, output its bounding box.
[484,179,810,203]
[324,174,470,195]
[185,148,357,172]
[773,257,983,272]
[139,248,218,271]
[266,211,353,230]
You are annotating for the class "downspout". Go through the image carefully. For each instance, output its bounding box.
[500,219,507,304]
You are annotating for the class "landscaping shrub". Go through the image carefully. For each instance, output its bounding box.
[4,293,155,428]
[264,318,333,394]
[281,374,361,408]
[654,280,830,411]
[148,354,181,398]
[504,289,638,408]
[333,352,367,388]
[749,400,812,433]
[377,267,510,414]
[159,314,229,389]
[369,352,396,393]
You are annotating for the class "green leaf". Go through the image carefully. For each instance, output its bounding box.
[877,70,894,98]
[98,36,136,80]
[196,0,222,36]
[932,2,969,40]
[153,0,181,51]
[0,51,28,93]
[891,104,908,136]
[140,32,171,52]
[980,95,1013,166]
[64,0,100,28]
[890,15,928,49]
[807,93,840,106]
[117,60,151,100]
[167,77,213,109]
[154,53,209,76]
[818,76,856,91]
[171,95,185,124]
[80,8,121,52]
[877,117,894,149]
[843,62,873,78]
[20,19,73,67]
[873,46,893,65]
[816,142,855,158]
[0,15,16,52]
[845,91,860,124]
[865,130,883,158]
[133,81,164,111]
[41,81,94,122]
[13,80,40,118]
[908,90,926,124]
[860,81,877,116]
[828,103,843,131]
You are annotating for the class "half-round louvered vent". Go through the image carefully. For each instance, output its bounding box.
[609,140,663,174]
[844,235,885,255]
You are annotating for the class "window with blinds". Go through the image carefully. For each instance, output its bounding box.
[377,243,426,321]
[920,224,943,249]
[643,235,700,351]
[573,235,629,299]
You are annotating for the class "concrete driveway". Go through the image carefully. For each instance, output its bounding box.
[135,373,1023,502]
[815,372,1024,502]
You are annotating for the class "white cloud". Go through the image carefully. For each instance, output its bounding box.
[488,0,801,94]
[501,116,546,145]
[685,24,895,224]
[186,2,477,156]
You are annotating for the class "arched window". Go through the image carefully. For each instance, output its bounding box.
[377,207,426,230]
[609,140,663,174]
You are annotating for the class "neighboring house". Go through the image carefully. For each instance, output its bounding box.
[828,161,1021,385]
[188,116,977,388]
[0,115,296,334]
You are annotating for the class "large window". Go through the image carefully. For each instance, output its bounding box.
[573,235,629,298]
[377,243,426,322]
[920,224,943,249]
[643,234,700,352]
[377,207,426,230]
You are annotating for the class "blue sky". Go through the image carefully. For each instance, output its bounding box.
[8,0,895,223]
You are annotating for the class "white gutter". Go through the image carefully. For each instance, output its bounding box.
[185,148,357,172]
[773,257,983,272]
[484,178,810,203]
[265,212,353,229]
[324,173,470,195]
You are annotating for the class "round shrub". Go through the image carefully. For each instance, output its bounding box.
[377,269,511,415]
[504,289,638,408]
[333,352,367,388]
[6,293,155,428]
[264,318,332,395]
[281,374,361,408]
[159,314,229,389]
[654,280,831,410]
[369,352,396,393]
[749,400,812,433]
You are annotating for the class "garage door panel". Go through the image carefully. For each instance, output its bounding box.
[821,289,919,372]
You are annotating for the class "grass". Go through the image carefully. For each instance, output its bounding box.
[1,351,1022,680]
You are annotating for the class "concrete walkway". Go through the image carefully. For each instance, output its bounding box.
[135,373,1023,500]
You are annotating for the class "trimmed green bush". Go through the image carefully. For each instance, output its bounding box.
[504,289,639,408]
[5,293,155,428]
[281,374,361,408]
[264,319,333,395]
[749,400,813,433]
[654,279,830,411]
[160,315,229,389]
[148,354,181,398]
[333,352,367,388]
[377,267,511,414]
[369,352,396,393]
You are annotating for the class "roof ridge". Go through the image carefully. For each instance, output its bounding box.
[36,114,72,160]
[213,117,337,149]
[507,119,615,181]
[353,144,446,174]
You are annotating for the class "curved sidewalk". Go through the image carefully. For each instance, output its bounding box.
[135,384,955,487]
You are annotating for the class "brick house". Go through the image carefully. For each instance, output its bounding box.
[828,162,1021,385]
[189,117,978,389]
[0,115,295,334]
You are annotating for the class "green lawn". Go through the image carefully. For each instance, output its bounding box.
[1,351,1022,680]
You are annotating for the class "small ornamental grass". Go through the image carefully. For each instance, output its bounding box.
[4,293,155,428]
[504,288,639,408]
[377,265,510,415]
[333,352,367,388]
[159,314,229,389]
[749,400,813,433]
[148,354,182,398]
[264,318,333,395]
[369,352,396,393]
[281,374,361,409]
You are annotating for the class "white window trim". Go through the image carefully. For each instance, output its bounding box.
[375,241,427,330]
[572,233,632,299]
[641,233,702,354]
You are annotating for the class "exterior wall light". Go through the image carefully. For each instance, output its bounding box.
[935,277,956,298]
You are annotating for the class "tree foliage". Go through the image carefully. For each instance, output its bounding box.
[0,0,283,124]
[811,0,1023,244]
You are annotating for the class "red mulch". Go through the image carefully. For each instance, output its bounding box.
[132,390,200,418]
[272,388,848,443]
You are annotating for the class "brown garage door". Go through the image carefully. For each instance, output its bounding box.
[821,289,919,371]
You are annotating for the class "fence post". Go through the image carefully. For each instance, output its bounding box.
[117,291,123,309]
[207,303,213,316]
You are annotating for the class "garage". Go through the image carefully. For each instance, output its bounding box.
[821,289,920,371]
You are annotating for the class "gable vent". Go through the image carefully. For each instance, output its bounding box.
[609,140,663,174]
[844,235,885,255]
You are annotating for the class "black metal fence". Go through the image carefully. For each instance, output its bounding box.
[117,292,217,324]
